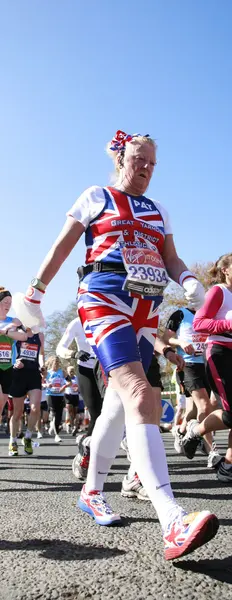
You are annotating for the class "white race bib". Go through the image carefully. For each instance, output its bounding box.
[0,342,12,363]
[122,247,169,297]
[20,343,38,360]
[192,333,207,355]
[71,384,78,392]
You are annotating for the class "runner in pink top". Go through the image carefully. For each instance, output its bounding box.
[182,253,232,482]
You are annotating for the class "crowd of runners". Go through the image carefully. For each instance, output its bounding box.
[1,129,232,562]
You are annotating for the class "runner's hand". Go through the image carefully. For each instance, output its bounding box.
[180,342,195,355]
[76,350,91,362]
[14,359,24,370]
[12,288,45,331]
[182,278,205,310]
[169,354,185,370]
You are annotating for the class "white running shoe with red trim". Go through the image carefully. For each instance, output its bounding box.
[121,474,149,501]
[163,509,219,560]
[78,485,122,526]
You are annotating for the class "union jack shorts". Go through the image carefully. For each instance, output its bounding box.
[77,289,160,374]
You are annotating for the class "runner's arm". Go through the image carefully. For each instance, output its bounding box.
[163,330,182,349]
[60,383,69,393]
[1,328,29,341]
[65,381,72,389]
[60,377,70,393]
[154,337,172,354]
[163,310,184,347]
[39,333,45,369]
[56,322,77,360]
[154,337,185,370]
[193,286,232,334]
[37,217,85,286]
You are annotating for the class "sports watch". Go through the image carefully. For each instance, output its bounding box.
[31,278,47,292]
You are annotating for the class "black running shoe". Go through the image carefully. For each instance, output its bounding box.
[182,420,201,460]
[216,461,232,483]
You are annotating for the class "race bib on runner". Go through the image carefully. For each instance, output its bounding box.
[192,333,207,355]
[50,378,63,394]
[71,383,78,392]
[20,343,38,361]
[122,247,169,297]
[0,342,12,363]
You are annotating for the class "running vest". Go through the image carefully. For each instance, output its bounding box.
[0,317,14,370]
[16,333,41,368]
[70,186,171,302]
[176,308,207,364]
[65,375,79,395]
[46,369,66,396]
[207,285,232,345]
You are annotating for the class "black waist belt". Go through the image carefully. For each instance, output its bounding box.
[77,262,126,280]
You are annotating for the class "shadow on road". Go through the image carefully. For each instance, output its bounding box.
[36,455,75,460]
[110,464,128,471]
[0,539,126,561]
[174,491,232,500]
[171,478,232,500]
[174,555,232,584]
[2,464,70,470]
[172,479,226,490]
[219,519,232,527]
[0,480,124,493]
[171,468,210,476]
[121,516,158,526]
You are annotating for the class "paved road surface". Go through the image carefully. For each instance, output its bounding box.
[0,431,232,600]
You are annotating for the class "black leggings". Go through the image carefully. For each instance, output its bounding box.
[205,344,232,412]
[77,365,103,436]
[48,396,64,433]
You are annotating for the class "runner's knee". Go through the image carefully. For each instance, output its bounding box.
[222,410,232,428]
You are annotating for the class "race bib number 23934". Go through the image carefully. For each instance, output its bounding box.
[122,248,169,297]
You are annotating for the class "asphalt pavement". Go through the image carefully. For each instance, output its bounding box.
[0,430,232,600]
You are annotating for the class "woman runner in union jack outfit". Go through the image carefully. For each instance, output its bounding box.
[13,130,218,560]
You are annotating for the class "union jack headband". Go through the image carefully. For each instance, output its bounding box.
[110,130,150,152]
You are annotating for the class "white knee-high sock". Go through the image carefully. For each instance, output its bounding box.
[126,423,180,530]
[127,463,136,479]
[85,386,125,493]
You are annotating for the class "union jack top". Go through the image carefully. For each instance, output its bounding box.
[68,186,172,295]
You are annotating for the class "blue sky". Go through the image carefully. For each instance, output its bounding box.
[1,0,231,317]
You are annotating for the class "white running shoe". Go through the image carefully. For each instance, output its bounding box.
[55,434,62,443]
[37,431,43,439]
[174,427,184,454]
[163,509,219,560]
[72,436,91,480]
[78,484,121,526]
[207,443,222,469]
[121,474,149,501]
